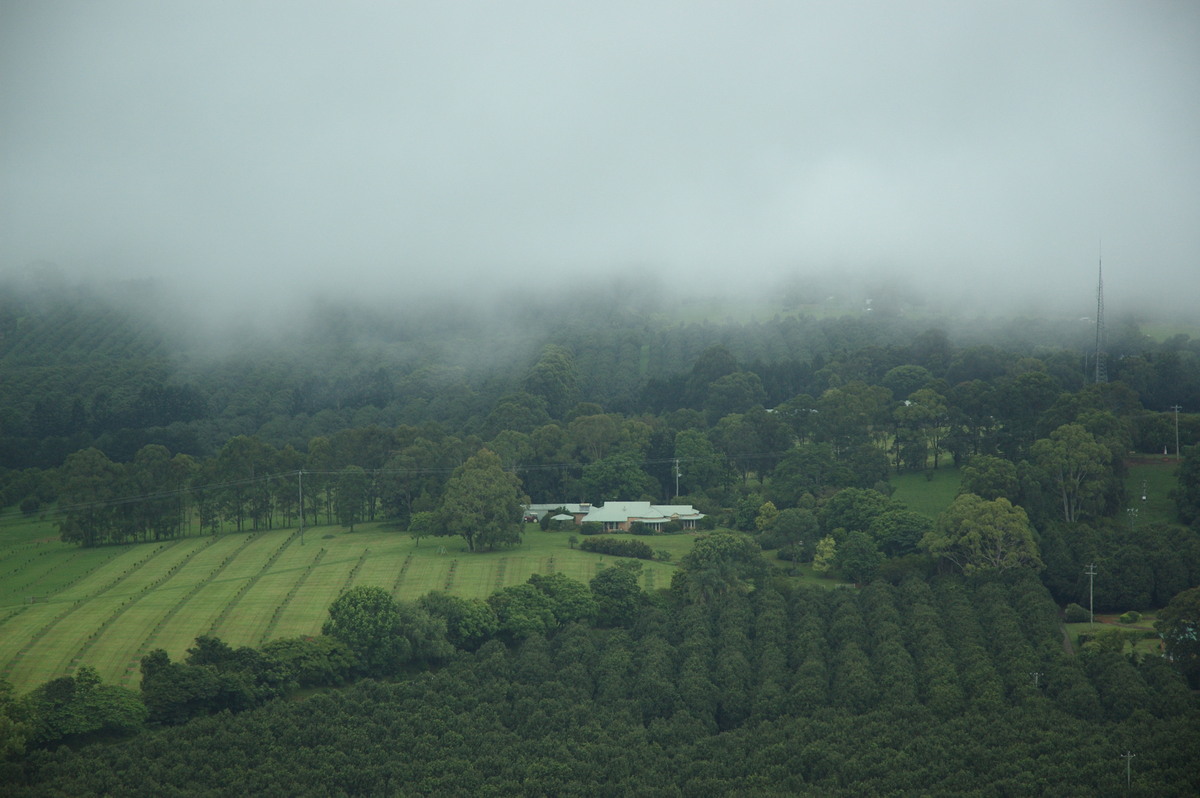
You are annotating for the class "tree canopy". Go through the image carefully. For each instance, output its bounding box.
[438,449,528,552]
[922,493,1042,574]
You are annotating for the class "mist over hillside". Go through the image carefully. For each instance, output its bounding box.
[3,2,1198,326]
[3,262,1195,473]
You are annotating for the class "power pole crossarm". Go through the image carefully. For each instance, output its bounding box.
[1121,751,1136,789]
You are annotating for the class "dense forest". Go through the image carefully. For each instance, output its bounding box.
[2,272,1199,794]
[6,571,1199,796]
[3,273,1199,609]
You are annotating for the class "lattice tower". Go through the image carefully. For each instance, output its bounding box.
[1094,259,1107,384]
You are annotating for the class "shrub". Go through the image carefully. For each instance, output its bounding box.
[1064,603,1090,623]
[580,522,603,535]
[775,543,804,562]
[579,537,654,560]
[1118,611,1142,625]
[756,529,789,550]
[629,521,653,536]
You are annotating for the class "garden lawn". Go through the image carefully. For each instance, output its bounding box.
[890,466,962,519]
[1124,458,1182,527]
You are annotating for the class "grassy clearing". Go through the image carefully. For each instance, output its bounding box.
[765,558,852,589]
[1140,322,1200,343]
[1065,613,1162,656]
[1124,457,1181,527]
[890,466,961,519]
[0,520,707,692]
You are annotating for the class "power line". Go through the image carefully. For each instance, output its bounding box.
[2,441,813,532]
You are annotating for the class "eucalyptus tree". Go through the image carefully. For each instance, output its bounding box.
[57,447,123,546]
[438,448,527,552]
[1030,423,1112,523]
[921,493,1042,574]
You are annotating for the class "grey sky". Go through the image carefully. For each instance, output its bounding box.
[2,1,1198,316]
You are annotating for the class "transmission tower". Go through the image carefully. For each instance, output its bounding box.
[1094,257,1107,383]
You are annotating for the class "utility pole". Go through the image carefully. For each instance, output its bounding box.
[674,458,681,498]
[1170,405,1182,457]
[1126,507,1138,531]
[1029,671,1043,689]
[1084,564,1097,626]
[1120,751,1136,790]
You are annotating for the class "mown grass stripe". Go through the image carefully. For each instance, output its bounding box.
[0,542,177,680]
[390,554,413,597]
[122,532,264,681]
[259,547,326,646]
[67,537,217,675]
[339,549,371,595]
[0,548,112,629]
[206,528,301,638]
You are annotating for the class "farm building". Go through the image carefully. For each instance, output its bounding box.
[525,502,704,532]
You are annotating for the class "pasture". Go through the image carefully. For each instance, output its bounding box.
[1123,457,1181,527]
[889,466,961,519]
[0,519,694,693]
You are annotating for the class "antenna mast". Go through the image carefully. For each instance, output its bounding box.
[1094,252,1107,384]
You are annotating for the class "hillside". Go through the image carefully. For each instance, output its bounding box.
[0,519,689,693]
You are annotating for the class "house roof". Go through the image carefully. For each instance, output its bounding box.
[527,502,705,524]
[582,502,704,523]
[527,503,591,514]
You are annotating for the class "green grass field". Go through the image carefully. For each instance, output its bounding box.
[1065,613,1162,656]
[1124,457,1182,527]
[0,518,698,693]
[889,466,962,519]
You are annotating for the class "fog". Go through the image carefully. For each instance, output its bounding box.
[2,1,1198,326]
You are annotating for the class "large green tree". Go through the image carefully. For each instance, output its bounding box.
[1174,445,1200,527]
[959,454,1019,502]
[335,465,369,531]
[438,448,528,552]
[522,344,580,420]
[674,533,766,602]
[590,562,644,627]
[19,666,145,746]
[322,586,451,676]
[1156,586,1200,688]
[1030,423,1112,523]
[673,428,732,496]
[57,448,123,547]
[921,493,1042,574]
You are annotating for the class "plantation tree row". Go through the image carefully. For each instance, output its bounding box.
[4,564,1197,795]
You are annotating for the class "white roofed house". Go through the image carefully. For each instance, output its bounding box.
[524,502,705,531]
[580,502,704,532]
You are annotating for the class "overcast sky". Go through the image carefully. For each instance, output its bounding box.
[2,1,1198,317]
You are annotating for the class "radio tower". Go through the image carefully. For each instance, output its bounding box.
[1094,255,1107,384]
